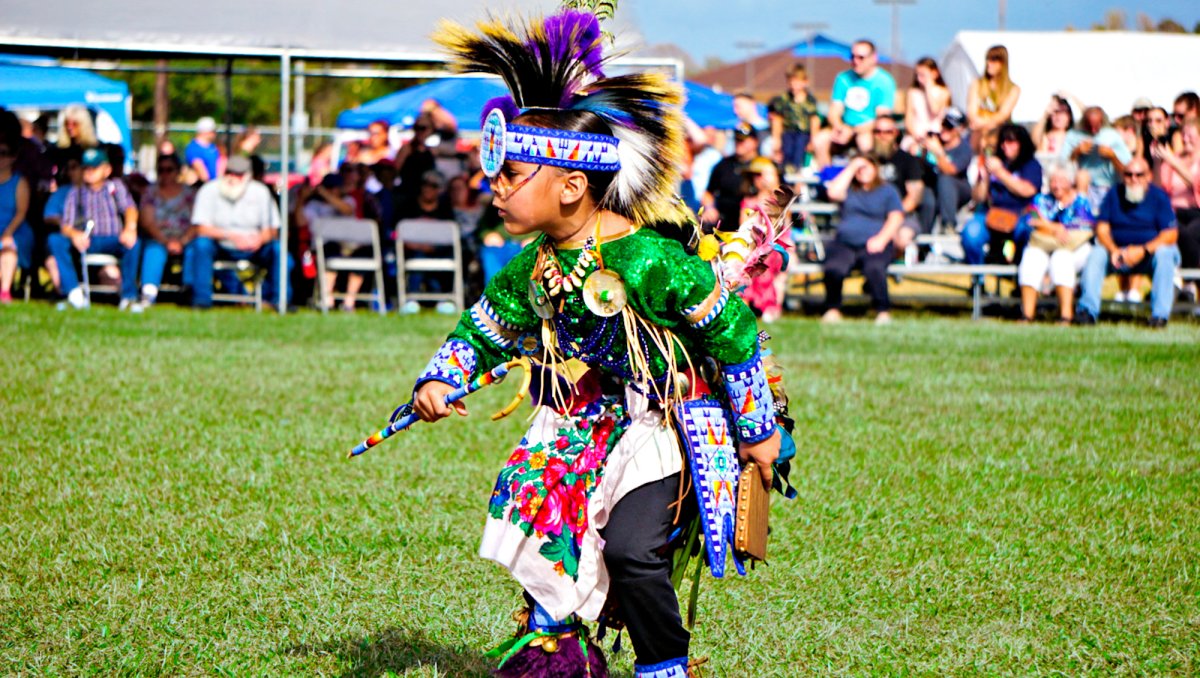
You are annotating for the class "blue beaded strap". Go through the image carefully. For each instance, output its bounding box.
[683,285,729,330]
[721,349,777,443]
[507,123,621,172]
[414,339,477,391]
[470,298,519,350]
[528,602,580,634]
[635,656,689,678]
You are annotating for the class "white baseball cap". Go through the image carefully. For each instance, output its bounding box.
[196,116,217,133]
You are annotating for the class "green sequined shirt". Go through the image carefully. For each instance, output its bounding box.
[448,228,760,383]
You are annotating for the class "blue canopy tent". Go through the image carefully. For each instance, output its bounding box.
[0,56,133,164]
[339,78,767,132]
[337,77,509,130]
[792,33,894,63]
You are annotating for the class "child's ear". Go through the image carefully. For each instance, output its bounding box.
[558,171,590,206]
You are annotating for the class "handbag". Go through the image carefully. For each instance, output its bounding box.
[734,463,770,563]
[1029,228,1093,254]
[984,206,1019,233]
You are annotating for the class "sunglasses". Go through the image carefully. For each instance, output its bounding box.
[1124,171,1148,178]
[872,128,897,135]
[492,165,542,200]
[156,166,178,173]
[850,53,870,61]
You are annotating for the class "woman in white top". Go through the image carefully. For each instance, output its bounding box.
[902,57,951,154]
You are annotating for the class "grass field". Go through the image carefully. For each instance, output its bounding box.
[2,304,1199,676]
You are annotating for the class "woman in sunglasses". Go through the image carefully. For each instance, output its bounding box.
[138,153,197,308]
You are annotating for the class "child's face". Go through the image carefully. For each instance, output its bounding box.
[788,76,808,93]
[83,164,110,187]
[492,161,558,237]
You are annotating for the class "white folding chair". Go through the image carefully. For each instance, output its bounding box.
[210,259,264,311]
[81,252,120,303]
[395,218,463,313]
[311,216,386,315]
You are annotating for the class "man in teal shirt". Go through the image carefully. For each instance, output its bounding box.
[814,40,896,166]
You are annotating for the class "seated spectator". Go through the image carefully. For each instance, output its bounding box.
[1145,107,1172,159]
[357,120,394,167]
[476,200,523,285]
[967,45,1021,151]
[871,115,931,253]
[1062,106,1131,211]
[1171,92,1199,152]
[189,155,291,309]
[916,107,973,233]
[1017,164,1095,324]
[0,136,32,304]
[1075,158,1179,327]
[138,153,197,308]
[46,148,140,310]
[901,57,951,155]
[822,154,904,324]
[394,118,437,204]
[396,169,456,314]
[1154,119,1200,298]
[701,125,759,230]
[1130,96,1155,163]
[41,150,84,292]
[767,64,820,174]
[1031,95,1075,156]
[1113,116,1141,164]
[185,117,220,183]
[294,172,364,311]
[963,124,1042,265]
[813,40,896,167]
[737,157,790,322]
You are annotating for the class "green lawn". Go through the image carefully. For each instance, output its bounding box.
[2,305,1198,676]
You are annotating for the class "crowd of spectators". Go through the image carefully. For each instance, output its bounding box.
[1,46,1198,326]
[682,38,1197,327]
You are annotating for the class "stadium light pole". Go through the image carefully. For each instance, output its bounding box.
[791,22,829,81]
[998,0,1007,30]
[734,40,766,92]
[874,0,915,76]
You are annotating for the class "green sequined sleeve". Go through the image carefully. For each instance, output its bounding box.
[613,230,760,366]
[442,238,542,375]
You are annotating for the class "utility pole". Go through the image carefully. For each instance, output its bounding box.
[791,21,830,81]
[734,40,766,93]
[998,0,1007,30]
[873,0,915,76]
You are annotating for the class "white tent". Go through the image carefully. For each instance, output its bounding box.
[941,31,1200,124]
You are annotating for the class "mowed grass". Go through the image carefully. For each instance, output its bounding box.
[2,304,1198,676]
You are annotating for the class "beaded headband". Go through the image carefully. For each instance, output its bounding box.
[479,108,621,178]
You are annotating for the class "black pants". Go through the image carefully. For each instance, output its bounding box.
[823,240,893,312]
[601,475,689,665]
[1176,208,1200,270]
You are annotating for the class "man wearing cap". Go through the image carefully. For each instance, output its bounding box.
[701,125,760,230]
[917,107,974,232]
[186,117,220,183]
[46,147,141,309]
[189,155,291,309]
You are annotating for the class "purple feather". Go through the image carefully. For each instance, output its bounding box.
[542,10,605,78]
[480,96,521,126]
[494,636,609,678]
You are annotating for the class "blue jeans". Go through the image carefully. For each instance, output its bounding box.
[961,211,1032,265]
[141,241,198,291]
[936,173,971,230]
[480,241,523,284]
[781,130,811,171]
[1077,244,1179,321]
[189,236,292,308]
[47,232,141,300]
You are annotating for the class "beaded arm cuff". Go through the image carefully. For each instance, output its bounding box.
[721,349,777,444]
[414,339,478,392]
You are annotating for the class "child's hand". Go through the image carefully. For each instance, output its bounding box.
[414,381,468,422]
[738,429,781,490]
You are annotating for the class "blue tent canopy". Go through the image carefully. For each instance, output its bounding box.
[792,33,894,64]
[0,57,133,162]
[339,78,767,132]
[337,78,509,130]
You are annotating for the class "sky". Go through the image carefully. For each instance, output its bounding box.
[624,0,1200,68]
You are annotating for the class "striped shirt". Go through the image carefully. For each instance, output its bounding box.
[63,181,136,238]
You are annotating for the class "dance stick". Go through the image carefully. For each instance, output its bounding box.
[348,358,530,458]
